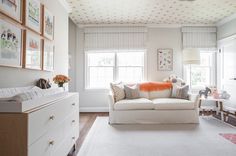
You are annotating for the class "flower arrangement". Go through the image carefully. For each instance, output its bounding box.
[53,75,70,87]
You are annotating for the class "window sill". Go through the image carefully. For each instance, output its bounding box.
[84,88,110,93]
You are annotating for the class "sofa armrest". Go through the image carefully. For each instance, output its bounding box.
[188,93,199,108]
[108,92,115,111]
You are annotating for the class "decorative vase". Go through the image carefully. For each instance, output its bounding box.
[58,82,64,87]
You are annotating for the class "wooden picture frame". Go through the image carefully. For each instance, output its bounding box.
[24,30,42,70]
[157,48,173,71]
[25,0,42,34]
[43,6,54,40]
[0,0,23,23]
[43,39,54,71]
[0,17,23,68]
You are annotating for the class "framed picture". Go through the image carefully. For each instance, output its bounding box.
[0,0,22,23]
[43,6,54,40]
[157,49,173,71]
[25,0,41,33]
[43,40,54,71]
[0,19,22,67]
[25,31,42,70]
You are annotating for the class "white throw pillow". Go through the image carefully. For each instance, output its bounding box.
[124,84,140,99]
[171,84,189,100]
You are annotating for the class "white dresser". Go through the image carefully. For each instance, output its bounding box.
[0,93,79,156]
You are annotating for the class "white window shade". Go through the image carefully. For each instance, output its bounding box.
[84,27,147,50]
[182,27,217,49]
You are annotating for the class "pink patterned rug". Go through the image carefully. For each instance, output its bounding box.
[220,133,236,144]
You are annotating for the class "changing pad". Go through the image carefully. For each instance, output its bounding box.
[0,86,66,112]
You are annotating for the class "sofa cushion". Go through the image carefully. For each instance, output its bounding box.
[110,82,125,102]
[152,98,195,110]
[149,89,172,99]
[171,85,189,100]
[114,98,154,110]
[124,84,140,99]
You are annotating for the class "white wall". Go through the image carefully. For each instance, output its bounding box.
[147,28,182,81]
[218,18,236,40]
[0,0,69,88]
[217,19,236,108]
[74,27,183,111]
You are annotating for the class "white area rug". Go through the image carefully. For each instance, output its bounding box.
[78,117,236,156]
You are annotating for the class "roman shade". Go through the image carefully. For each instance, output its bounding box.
[84,27,147,50]
[182,27,217,49]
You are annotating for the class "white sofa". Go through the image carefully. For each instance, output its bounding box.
[108,86,199,124]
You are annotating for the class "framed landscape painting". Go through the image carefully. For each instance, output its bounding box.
[0,19,22,67]
[157,49,173,71]
[25,31,42,70]
[43,7,54,40]
[25,0,41,33]
[43,40,54,71]
[0,0,22,23]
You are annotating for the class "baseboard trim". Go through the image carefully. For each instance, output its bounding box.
[80,107,109,112]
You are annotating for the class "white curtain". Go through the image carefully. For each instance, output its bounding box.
[84,27,147,51]
[182,27,217,49]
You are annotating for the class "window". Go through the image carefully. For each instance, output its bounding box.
[184,50,216,91]
[86,50,145,89]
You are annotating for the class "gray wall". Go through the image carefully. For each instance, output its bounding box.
[0,0,69,88]
[73,27,183,111]
[218,18,236,40]
[68,19,77,92]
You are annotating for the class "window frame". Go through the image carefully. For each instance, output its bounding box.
[184,50,216,92]
[85,50,147,90]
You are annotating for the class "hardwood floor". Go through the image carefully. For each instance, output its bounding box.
[70,112,236,156]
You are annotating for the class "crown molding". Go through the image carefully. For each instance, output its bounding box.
[217,13,236,26]
[77,23,216,28]
[58,0,71,13]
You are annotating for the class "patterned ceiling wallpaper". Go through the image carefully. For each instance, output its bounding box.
[66,0,236,25]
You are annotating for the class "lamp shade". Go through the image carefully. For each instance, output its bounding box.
[183,48,200,64]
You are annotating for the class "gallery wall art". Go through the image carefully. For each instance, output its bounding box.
[43,7,54,40]
[0,19,22,67]
[25,0,41,33]
[157,49,173,71]
[0,0,22,23]
[0,0,55,71]
[25,31,42,70]
[43,40,54,71]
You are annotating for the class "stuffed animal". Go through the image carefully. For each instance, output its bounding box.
[220,91,230,99]
[211,87,220,99]
[199,87,212,98]
[163,74,185,86]
[36,78,51,89]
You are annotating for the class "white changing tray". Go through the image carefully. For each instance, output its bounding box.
[0,92,73,113]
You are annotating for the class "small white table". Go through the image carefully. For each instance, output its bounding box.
[199,96,225,118]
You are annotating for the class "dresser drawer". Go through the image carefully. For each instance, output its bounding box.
[28,121,65,156]
[53,128,79,156]
[28,112,79,156]
[28,94,79,145]
[63,109,79,136]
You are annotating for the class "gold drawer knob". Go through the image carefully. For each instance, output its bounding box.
[49,141,54,146]
[72,120,75,123]
[49,115,55,120]
[72,137,75,140]
[72,103,75,106]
